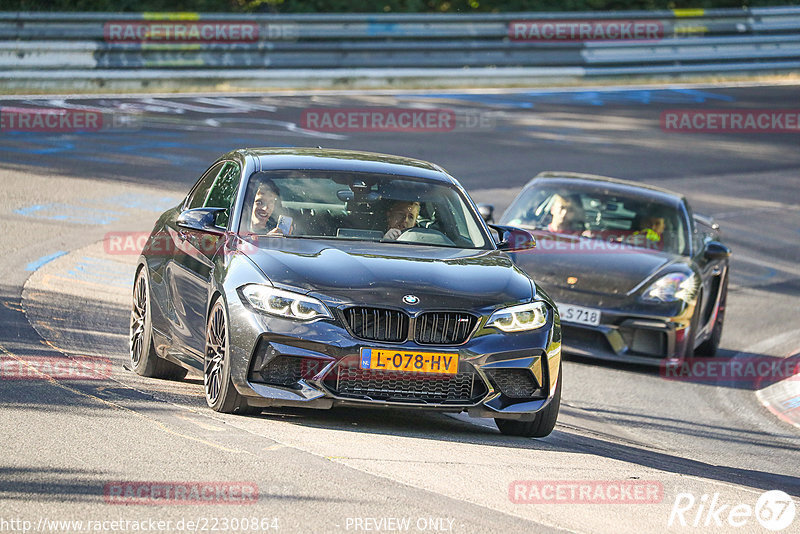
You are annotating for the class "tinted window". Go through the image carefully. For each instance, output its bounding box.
[186,162,225,209]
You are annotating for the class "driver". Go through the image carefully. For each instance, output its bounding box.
[383,200,420,240]
[246,179,286,236]
[547,193,585,234]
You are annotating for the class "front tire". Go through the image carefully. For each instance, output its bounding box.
[130,267,187,380]
[696,274,728,357]
[204,298,260,415]
[682,289,703,360]
[496,363,561,438]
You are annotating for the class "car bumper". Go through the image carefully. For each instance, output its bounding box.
[558,304,692,367]
[226,303,562,421]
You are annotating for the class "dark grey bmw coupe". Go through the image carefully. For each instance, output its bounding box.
[129,148,562,437]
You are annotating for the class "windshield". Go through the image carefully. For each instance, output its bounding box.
[500,182,688,255]
[238,170,489,249]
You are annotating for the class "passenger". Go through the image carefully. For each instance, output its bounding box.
[383,200,420,240]
[634,215,666,242]
[546,194,585,234]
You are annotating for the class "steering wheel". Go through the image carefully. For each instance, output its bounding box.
[396,227,456,246]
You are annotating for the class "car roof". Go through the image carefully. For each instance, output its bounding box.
[529,171,685,206]
[231,147,455,184]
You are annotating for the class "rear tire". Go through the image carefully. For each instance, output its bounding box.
[696,274,728,357]
[496,362,561,438]
[204,298,260,415]
[130,267,187,380]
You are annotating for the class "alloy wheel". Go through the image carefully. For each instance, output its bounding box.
[130,271,148,368]
[204,304,226,406]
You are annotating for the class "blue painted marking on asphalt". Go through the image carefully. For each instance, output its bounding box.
[15,194,181,228]
[0,129,285,166]
[410,93,534,108]
[61,256,132,288]
[407,89,736,108]
[25,251,67,272]
[670,88,736,103]
[68,256,131,275]
[14,203,120,225]
[0,146,121,165]
[96,193,179,212]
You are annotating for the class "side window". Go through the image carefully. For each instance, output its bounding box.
[186,162,226,209]
[204,162,241,228]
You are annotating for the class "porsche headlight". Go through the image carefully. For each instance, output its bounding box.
[240,285,331,321]
[487,301,548,332]
[641,273,698,303]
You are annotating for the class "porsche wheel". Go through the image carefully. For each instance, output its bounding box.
[697,274,728,357]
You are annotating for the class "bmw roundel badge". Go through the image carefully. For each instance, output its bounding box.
[403,295,419,305]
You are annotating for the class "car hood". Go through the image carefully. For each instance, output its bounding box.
[239,238,534,310]
[509,244,682,300]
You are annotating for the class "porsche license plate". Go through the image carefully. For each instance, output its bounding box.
[556,303,601,326]
[360,348,458,374]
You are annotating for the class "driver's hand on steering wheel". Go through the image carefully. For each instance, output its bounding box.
[383,228,403,240]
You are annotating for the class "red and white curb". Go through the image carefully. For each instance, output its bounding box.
[756,348,800,430]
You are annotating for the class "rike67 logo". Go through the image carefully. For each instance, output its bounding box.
[669,490,796,531]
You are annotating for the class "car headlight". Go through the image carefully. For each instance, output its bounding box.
[641,273,698,303]
[487,301,548,332]
[240,284,332,321]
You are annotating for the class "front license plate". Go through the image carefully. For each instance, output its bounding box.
[360,348,458,374]
[556,303,601,326]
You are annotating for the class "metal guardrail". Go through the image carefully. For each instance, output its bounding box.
[1,7,799,87]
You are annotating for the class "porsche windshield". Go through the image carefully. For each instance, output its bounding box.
[501,183,688,255]
[238,170,490,249]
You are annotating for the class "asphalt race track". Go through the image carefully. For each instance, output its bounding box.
[1,84,799,533]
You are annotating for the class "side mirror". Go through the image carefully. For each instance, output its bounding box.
[477,203,494,223]
[489,224,536,251]
[177,207,227,236]
[704,241,731,261]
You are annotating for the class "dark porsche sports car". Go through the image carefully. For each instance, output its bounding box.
[488,172,730,367]
[129,148,562,437]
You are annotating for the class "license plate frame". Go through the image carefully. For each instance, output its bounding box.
[359,348,459,374]
[555,303,602,327]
